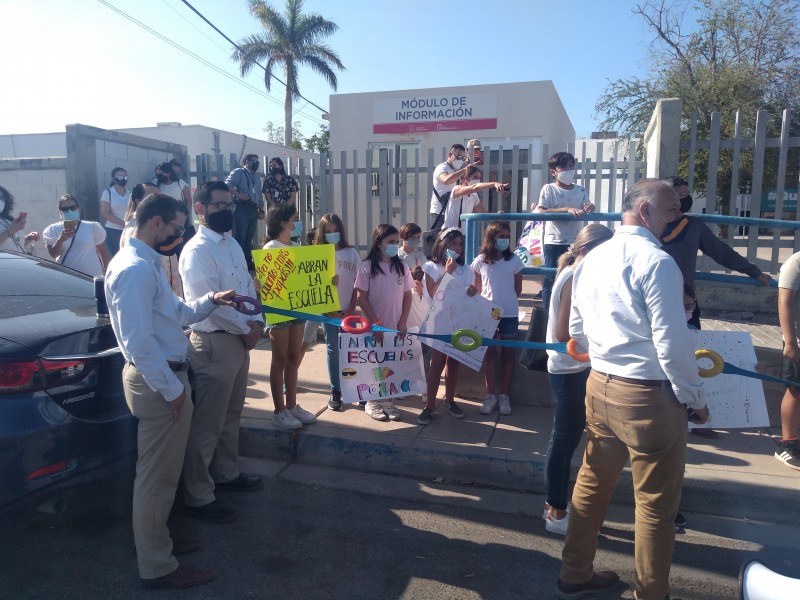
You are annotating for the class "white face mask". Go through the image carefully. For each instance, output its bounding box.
[556,169,575,185]
[452,159,464,170]
[469,179,481,185]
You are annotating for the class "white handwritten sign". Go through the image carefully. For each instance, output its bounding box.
[339,332,425,403]
[690,330,769,429]
[420,273,500,371]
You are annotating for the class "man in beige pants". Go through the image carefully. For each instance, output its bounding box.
[559,179,710,600]
[105,194,237,589]
[179,181,264,524]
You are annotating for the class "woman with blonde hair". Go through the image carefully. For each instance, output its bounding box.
[542,223,613,535]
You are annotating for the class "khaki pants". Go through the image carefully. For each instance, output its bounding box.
[123,363,192,580]
[560,370,688,600]
[183,331,250,507]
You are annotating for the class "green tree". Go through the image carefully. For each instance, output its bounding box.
[304,124,330,153]
[595,0,800,212]
[263,120,304,149]
[233,0,344,148]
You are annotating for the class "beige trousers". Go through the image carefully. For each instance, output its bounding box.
[123,363,192,580]
[560,370,688,600]
[183,331,250,507]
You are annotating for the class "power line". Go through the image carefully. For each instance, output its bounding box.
[96,0,326,127]
[178,0,330,116]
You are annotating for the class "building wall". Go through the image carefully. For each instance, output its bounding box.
[0,133,67,159]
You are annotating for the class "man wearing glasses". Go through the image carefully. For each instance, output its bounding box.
[179,181,265,526]
[430,143,471,230]
[105,194,238,589]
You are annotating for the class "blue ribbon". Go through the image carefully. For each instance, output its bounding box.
[720,361,799,388]
[260,305,567,353]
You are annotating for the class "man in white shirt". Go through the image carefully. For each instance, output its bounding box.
[105,194,238,590]
[557,179,710,600]
[179,182,265,524]
[430,144,470,229]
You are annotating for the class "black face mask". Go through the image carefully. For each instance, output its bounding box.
[114,176,128,187]
[156,234,183,256]
[680,194,693,213]
[205,209,234,233]
[249,160,259,171]
[270,167,283,176]
[156,174,169,184]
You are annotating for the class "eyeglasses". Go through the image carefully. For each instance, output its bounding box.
[208,201,236,211]
[170,224,186,238]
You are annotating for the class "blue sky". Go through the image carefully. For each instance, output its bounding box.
[0,0,662,140]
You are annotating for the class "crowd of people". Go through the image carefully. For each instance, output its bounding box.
[1,147,798,599]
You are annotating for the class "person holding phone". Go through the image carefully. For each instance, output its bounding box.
[0,185,39,254]
[42,194,111,276]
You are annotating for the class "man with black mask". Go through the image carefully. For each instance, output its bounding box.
[225,153,263,270]
[661,176,772,331]
[178,181,264,526]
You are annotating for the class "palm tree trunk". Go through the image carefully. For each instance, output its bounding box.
[284,85,292,148]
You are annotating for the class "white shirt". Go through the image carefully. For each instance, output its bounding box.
[546,267,587,374]
[470,253,524,318]
[398,247,427,269]
[569,225,704,409]
[179,225,262,334]
[443,192,480,231]
[334,246,360,310]
[0,218,27,252]
[100,187,131,230]
[430,162,456,214]
[423,260,475,288]
[536,183,588,245]
[105,237,217,401]
[42,220,106,277]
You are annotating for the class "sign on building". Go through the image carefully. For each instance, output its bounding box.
[760,188,798,212]
[373,93,498,134]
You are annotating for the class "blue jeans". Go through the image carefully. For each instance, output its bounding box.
[542,244,569,309]
[233,202,259,267]
[105,227,122,257]
[323,322,341,392]
[544,368,590,510]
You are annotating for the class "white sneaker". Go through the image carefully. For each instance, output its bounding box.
[383,401,401,421]
[290,404,317,425]
[544,510,569,536]
[498,394,512,415]
[365,401,388,421]
[480,394,498,415]
[272,408,302,430]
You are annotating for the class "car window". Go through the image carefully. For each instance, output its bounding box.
[0,254,94,318]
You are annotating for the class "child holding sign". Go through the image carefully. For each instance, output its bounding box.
[355,224,414,421]
[471,222,525,416]
[262,204,317,430]
[418,227,479,425]
[314,213,360,412]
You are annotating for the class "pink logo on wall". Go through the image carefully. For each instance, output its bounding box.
[373,93,498,134]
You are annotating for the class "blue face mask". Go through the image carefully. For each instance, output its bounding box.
[291,220,303,237]
[445,249,460,261]
[405,238,421,250]
[383,243,399,258]
[325,231,341,245]
[61,209,80,221]
[496,238,510,251]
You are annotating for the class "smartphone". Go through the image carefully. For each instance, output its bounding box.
[18,211,28,221]
[63,219,79,232]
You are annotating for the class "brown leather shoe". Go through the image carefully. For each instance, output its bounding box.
[556,571,620,599]
[171,538,201,556]
[141,564,216,589]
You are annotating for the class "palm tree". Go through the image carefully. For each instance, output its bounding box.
[233,0,344,148]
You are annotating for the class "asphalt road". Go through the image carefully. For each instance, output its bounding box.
[1,459,798,599]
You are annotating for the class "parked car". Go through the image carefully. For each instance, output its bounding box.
[0,250,136,513]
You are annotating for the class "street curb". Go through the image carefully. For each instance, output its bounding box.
[238,422,800,526]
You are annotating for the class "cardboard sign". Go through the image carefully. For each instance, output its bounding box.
[515,220,544,267]
[420,273,500,371]
[252,245,339,325]
[690,330,769,429]
[339,332,426,403]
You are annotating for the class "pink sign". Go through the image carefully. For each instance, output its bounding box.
[373,118,497,134]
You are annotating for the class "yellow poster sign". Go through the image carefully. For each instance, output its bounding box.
[252,245,339,325]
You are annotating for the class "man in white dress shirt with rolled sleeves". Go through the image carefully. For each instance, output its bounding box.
[179,181,265,525]
[105,194,238,590]
[556,179,710,600]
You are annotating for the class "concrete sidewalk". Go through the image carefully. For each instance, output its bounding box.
[238,288,800,526]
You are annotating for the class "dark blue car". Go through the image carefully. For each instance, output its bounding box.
[0,250,136,512]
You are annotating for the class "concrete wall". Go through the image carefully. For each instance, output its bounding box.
[0,158,68,244]
[644,98,682,179]
[329,81,574,156]
[0,133,67,159]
